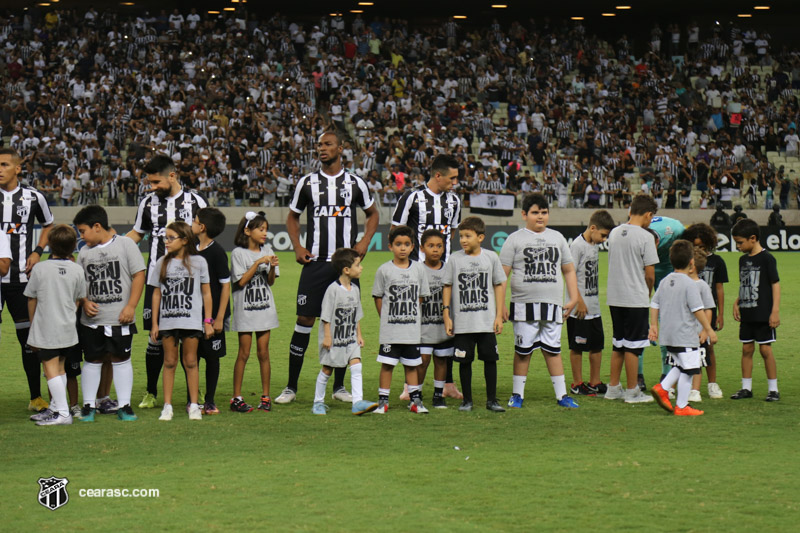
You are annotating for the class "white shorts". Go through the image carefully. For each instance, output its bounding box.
[513,320,562,355]
[668,348,703,370]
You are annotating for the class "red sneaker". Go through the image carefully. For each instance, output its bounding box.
[674,405,704,416]
[651,383,674,413]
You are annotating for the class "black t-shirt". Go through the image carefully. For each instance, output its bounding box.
[199,240,231,320]
[738,250,779,323]
[699,253,728,306]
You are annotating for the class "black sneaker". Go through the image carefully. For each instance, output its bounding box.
[432,395,447,409]
[230,397,254,412]
[486,400,506,412]
[637,374,647,392]
[257,396,272,412]
[458,401,473,412]
[587,381,608,394]
[730,388,753,400]
[571,382,596,396]
[765,391,781,402]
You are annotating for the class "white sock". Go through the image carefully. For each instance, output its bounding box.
[350,363,363,403]
[433,380,445,390]
[314,370,330,404]
[48,375,69,417]
[512,374,527,397]
[190,403,200,409]
[676,373,693,408]
[767,378,778,392]
[660,367,681,390]
[408,384,421,396]
[81,362,103,407]
[378,388,390,398]
[112,359,134,407]
[742,377,753,391]
[551,375,567,400]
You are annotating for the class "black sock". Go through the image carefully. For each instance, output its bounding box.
[446,357,454,384]
[287,322,311,391]
[145,341,164,396]
[410,388,422,401]
[459,361,473,403]
[434,385,443,397]
[205,356,220,405]
[333,366,347,391]
[484,360,498,402]
[17,327,41,399]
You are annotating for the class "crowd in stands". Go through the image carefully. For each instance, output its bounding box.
[2,6,800,210]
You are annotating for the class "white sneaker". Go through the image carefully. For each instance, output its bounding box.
[158,404,174,421]
[36,412,73,426]
[688,390,702,403]
[624,388,654,403]
[604,383,625,400]
[274,388,296,404]
[668,388,676,400]
[708,382,723,399]
[188,404,202,420]
[332,387,353,402]
[70,404,81,417]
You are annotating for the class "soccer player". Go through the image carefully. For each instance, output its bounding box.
[567,210,615,396]
[499,193,580,409]
[73,205,146,422]
[604,194,658,404]
[127,154,207,409]
[0,148,54,412]
[276,129,378,404]
[731,219,781,401]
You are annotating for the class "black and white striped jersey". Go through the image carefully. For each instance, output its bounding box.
[131,188,208,272]
[392,186,461,261]
[289,169,374,263]
[1,185,55,284]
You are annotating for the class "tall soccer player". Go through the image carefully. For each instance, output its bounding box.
[0,148,54,412]
[126,154,207,409]
[275,129,379,404]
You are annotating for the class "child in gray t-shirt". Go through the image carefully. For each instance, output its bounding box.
[312,248,378,416]
[372,226,431,414]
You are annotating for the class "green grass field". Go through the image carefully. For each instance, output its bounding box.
[2,251,798,531]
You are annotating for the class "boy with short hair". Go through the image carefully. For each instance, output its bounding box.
[687,247,717,402]
[25,225,87,425]
[499,193,581,408]
[605,193,659,404]
[568,209,616,396]
[443,216,507,412]
[313,248,378,415]
[191,207,231,415]
[731,219,781,401]
[649,240,718,416]
[372,225,431,414]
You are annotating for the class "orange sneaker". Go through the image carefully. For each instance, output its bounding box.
[674,405,704,416]
[651,383,673,413]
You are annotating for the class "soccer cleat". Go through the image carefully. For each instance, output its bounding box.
[624,388,654,404]
[352,400,379,415]
[674,405,704,416]
[707,383,724,399]
[507,394,524,408]
[158,404,174,421]
[373,399,389,414]
[188,404,202,420]
[688,390,702,403]
[36,412,73,426]
[257,396,272,412]
[443,382,464,399]
[28,396,49,412]
[765,391,781,402]
[557,395,579,408]
[486,400,506,412]
[332,387,353,402]
[570,382,596,396]
[730,388,753,400]
[311,402,329,415]
[139,392,157,409]
[587,382,608,395]
[637,374,647,392]
[274,388,297,404]
[399,384,410,401]
[70,405,81,418]
[117,405,138,421]
[458,401,473,412]
[97,397,119,414]
[651,384,674,413]
[229,397,254,413]
[77,404,97,422]
[409,398,429,414]
[30,408,54,422]
[604,384,625,400]
[432,395,447,409]
[203,403,220,415]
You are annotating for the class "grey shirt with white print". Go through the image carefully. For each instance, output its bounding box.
[443,249,507,334]
[372,260,430,345]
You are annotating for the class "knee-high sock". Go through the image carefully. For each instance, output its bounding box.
[82,362,103,407]
[446,357,455,384]
[333,366,347,391]
[350,363,363,403]
[145,340,163,395]
[48,375,68,417]
[204,356,220,404]
[484,361,497,401]
[17,327,41,399]
[287,323,312,391]
[660,367,681,390]
[676,372,693,408]
[637,353,644,375]
[459,362,473,403]
[112,359,134,408]
[314,370,330,404]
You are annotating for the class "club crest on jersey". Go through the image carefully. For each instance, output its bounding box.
[313,205,351,217]
[38,476,69,511]
[340,187,352,203]
[443,207,454,220]
[178,208,192,221]
[16,204,29,218]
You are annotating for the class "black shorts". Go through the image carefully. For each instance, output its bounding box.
[567,316,605,353]
[420,339,455,357]
[198,331,227,359]
[453,332,499,363]
[739,321,776,345]
[609,306,649,356]
[80,325,136,361]
[35,346,75,362]
[710,308,718,331]
[376,343,421,367]
[1,282,30,324]
[296,261,360,317]
[160,329,203,342]
[65,344,83,377]
[143,284,155,330]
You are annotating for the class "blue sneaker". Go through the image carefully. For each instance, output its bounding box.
[557,395,579,408]
[507,394,524,408]
[117,405,138,421]
[311,402,329,415]
[352,400,379,416]
[77,405,96,422]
